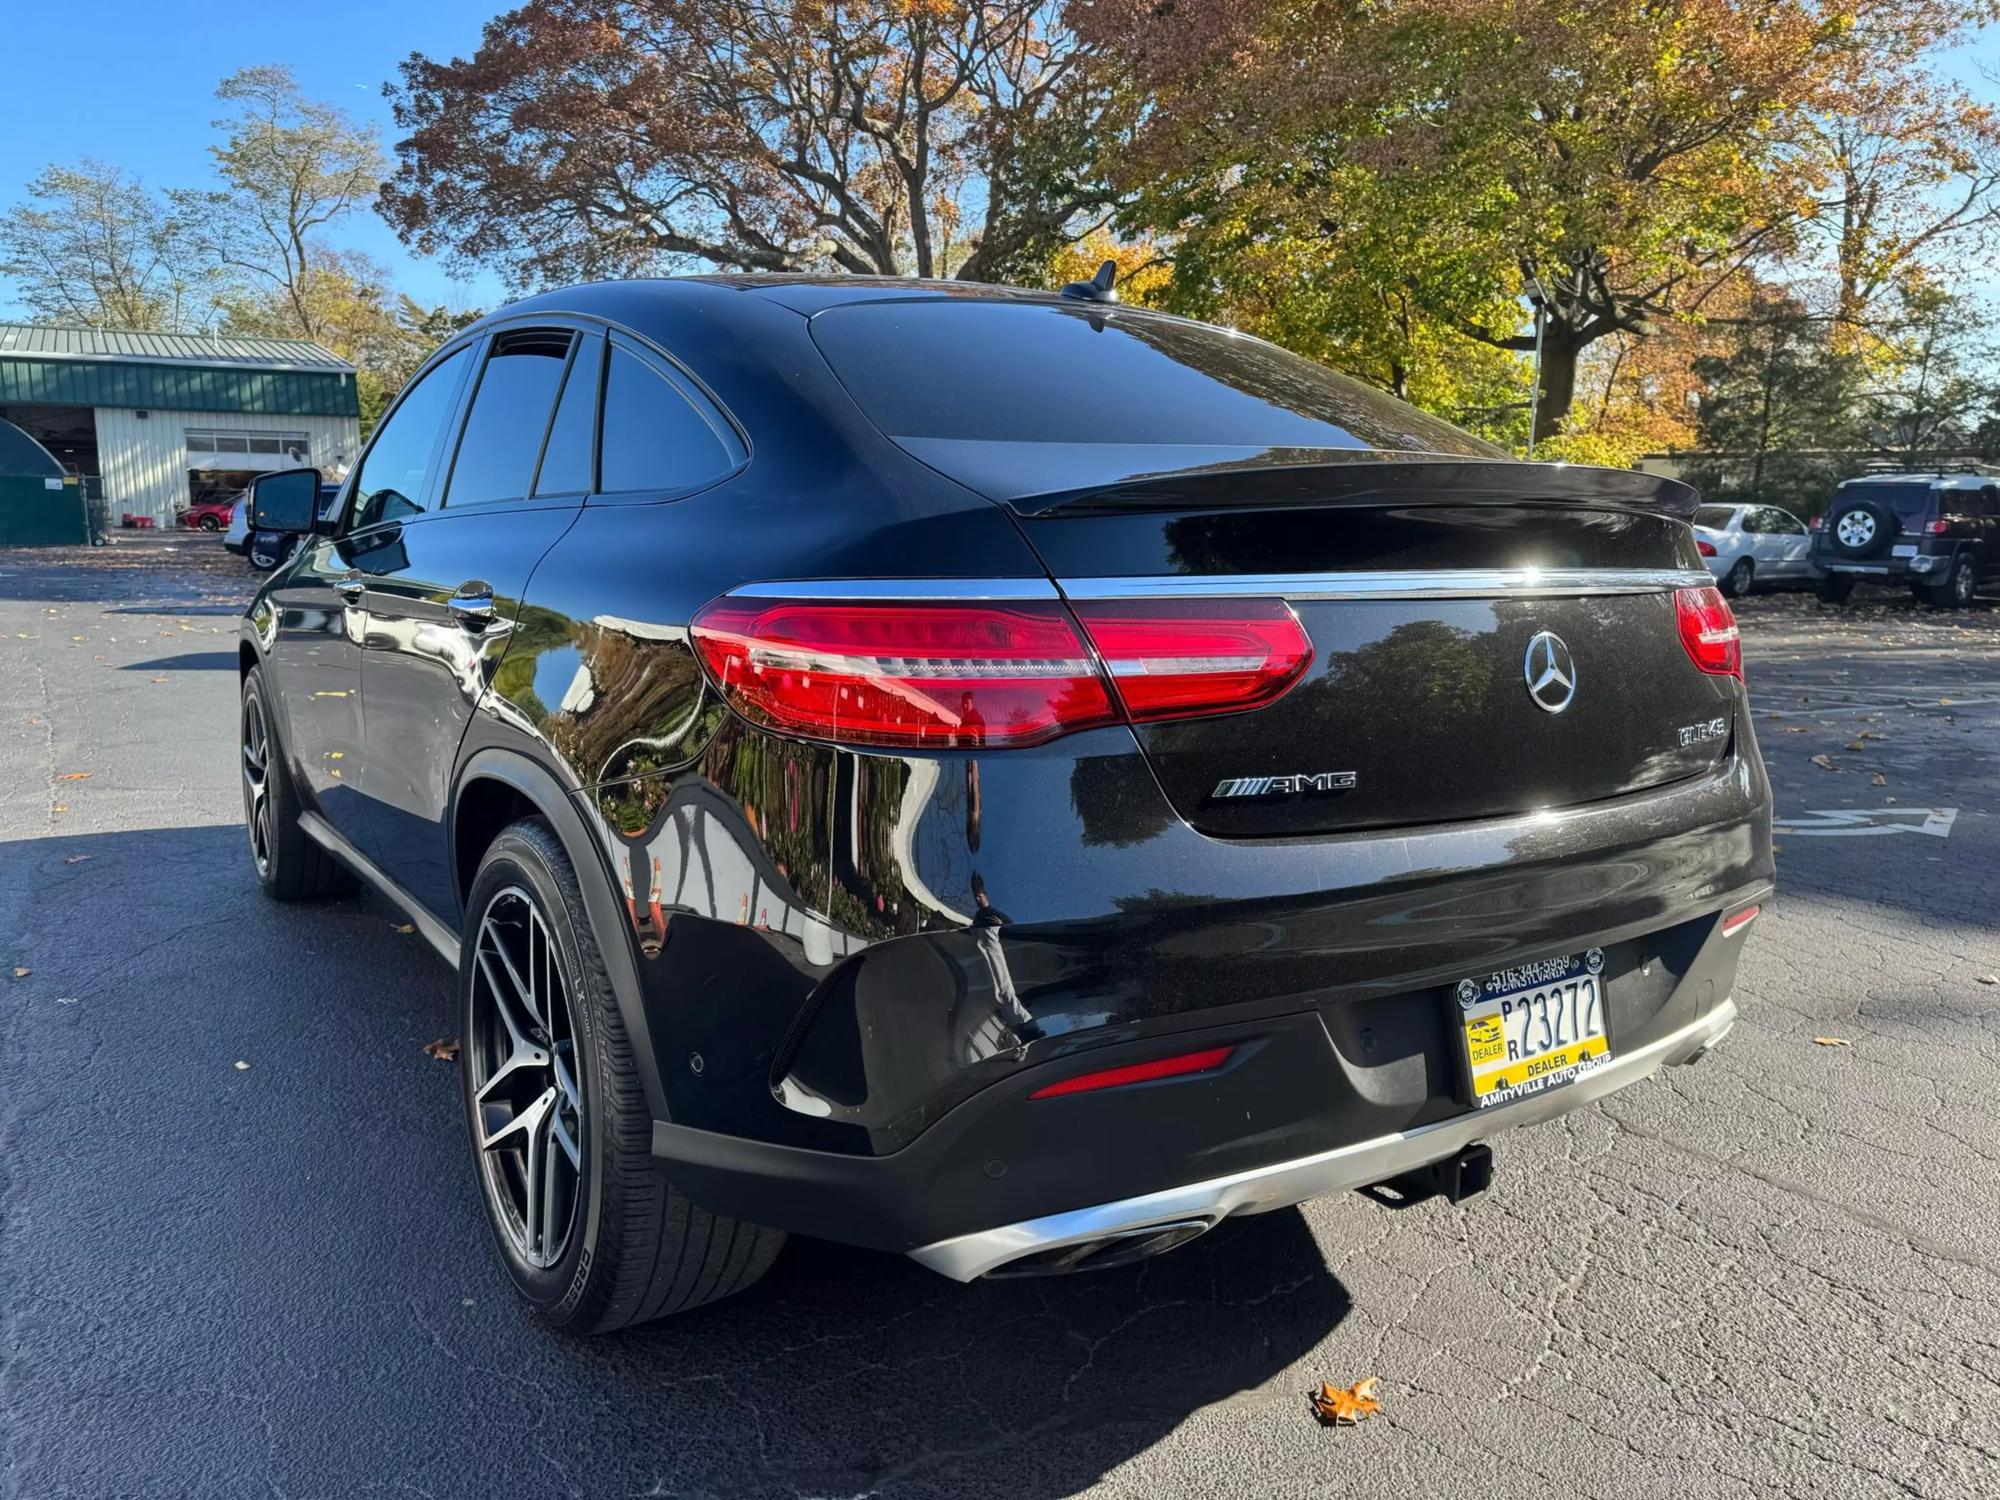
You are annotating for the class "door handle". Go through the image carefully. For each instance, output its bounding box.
[449,583,497,630]
[335,574,366,603]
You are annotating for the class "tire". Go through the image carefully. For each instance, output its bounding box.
[460,818,784,1333]
[198,514,221,532]
[1723,558,1755,598]
[240,667,354,901]
[1828,501,1897,559]
[1926,555,1976,610]
[1815,575,1855,604]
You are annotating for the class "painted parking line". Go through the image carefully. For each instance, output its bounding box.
[1772,807,1958,838]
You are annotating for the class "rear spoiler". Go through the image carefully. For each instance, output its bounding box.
[894,440,1700,524]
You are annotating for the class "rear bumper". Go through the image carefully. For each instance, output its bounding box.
[912,995,1738,1280]
[651,881,1768,1264]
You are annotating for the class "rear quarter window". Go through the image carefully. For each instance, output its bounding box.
[808,301,1503,457]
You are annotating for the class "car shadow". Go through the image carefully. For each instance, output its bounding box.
[117,651,240,671]
[2,823,1351,1500]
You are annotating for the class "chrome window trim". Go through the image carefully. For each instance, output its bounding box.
[729,578,1061,601]
[1057,568,1713,601]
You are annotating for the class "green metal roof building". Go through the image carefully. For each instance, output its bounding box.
[0,324,361,532]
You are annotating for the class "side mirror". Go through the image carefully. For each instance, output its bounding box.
[249,467,324,534]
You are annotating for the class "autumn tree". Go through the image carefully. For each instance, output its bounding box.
[379,0,1129,285]
[0,160,214,330]
[1080,0,1993,444]
[174,66,386,344]
[1856,283,1999,468]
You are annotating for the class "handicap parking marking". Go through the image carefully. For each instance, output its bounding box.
[1772,806,1958,838]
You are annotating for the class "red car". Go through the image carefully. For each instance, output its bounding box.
[178,495,240,531]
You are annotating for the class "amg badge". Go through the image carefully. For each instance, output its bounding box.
[1211,771,1358,799]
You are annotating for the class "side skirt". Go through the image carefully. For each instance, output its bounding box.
[297,811,460,968]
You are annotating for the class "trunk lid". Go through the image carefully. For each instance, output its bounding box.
[1018,457,1732,839]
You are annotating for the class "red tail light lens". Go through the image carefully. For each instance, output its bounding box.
[689,599,1115,748]
[1809,515,1824,531]
[1675,586,1742,679]
[1069,599,1312,722]
[1925,518,1949,534]
[1696,538,1717,556]
[690,594,1314,748]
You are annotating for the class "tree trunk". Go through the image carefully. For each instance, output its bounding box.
[1533,334,1580,446]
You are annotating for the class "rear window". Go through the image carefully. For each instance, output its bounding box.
[1694,506,1735,529]
[1837,482,1934,520]
[809,301,1502,457]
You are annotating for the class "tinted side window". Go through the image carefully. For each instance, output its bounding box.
[1768,509,1806,534]
[598,345,736,495]
[446,331,573,507]
[534,334,601,497]
[349,344,472,530]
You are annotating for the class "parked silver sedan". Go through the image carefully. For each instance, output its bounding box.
[1692,503,1812,596]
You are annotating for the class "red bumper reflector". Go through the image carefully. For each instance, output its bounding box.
[1721,904,1760,935]
[1028,1045,1236,1100]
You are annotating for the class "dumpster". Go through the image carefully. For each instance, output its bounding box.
[0,416,89,545]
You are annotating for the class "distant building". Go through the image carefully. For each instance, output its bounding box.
[0,324,360,528]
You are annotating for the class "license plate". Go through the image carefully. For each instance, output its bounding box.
[1892,544,1918,558]
[1454,952,1611,1109]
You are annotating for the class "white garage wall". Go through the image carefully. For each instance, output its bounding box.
[94,407,363,525]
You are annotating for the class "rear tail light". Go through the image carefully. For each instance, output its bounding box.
[689,593,1313,748]
[1925,518,1949,534]
[1675,586,1742,679]
[1809,515,1824,531]
[1068,599,1312,722]
[1696,538,1717,556]
[1028,1045,1236,1099]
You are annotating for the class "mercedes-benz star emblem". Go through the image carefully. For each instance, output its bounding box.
[1523,631,1577,714]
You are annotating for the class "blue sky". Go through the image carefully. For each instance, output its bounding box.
[0,2,1991,326]
[0,0,510,320]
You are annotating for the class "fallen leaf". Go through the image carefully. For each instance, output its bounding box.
[1939,697,1954,706]
[1311,1377,1382,1426]
[1812,1037,1852,1048]
[152,676,170,684]
[62,855,89,865]
[1870,772,1887,787]
[9,967,27,979]
[391,922,415,935]
[69,635,85,642]
[422,1037,461,1061]
[1810,754,1837,770]
[233,1060,250,1071]
[1782,726,1809,734]
[58,771,92,781]
[52,805,67,814]
[1977,975,1998,986]
[1770,843,1783,853]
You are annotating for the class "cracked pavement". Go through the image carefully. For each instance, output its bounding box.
[2,542,1997,1499]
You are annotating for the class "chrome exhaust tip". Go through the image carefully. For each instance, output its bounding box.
[979,1218,1214,1279]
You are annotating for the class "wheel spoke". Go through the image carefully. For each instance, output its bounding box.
[475,945,541,1054]
[538,1110,566,1256]
[481,1083,555,1154]
[551,1044,582,1110]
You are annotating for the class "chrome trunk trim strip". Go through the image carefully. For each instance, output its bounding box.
[907,998,1738,1282]
[1056,568,1713,601]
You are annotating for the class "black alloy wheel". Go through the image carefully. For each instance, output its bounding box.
[467,885,587,1271]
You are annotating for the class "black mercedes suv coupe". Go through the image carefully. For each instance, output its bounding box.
[236,275,1773,1333]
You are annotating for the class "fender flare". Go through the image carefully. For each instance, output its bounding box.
[453,746,670,1122]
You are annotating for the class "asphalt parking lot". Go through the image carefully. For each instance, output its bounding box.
[3,541,1998,1500]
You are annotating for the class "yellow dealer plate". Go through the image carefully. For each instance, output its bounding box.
[1455,953,1611,1109]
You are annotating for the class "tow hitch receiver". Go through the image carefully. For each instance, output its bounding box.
[1360,1143,1495,1208]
